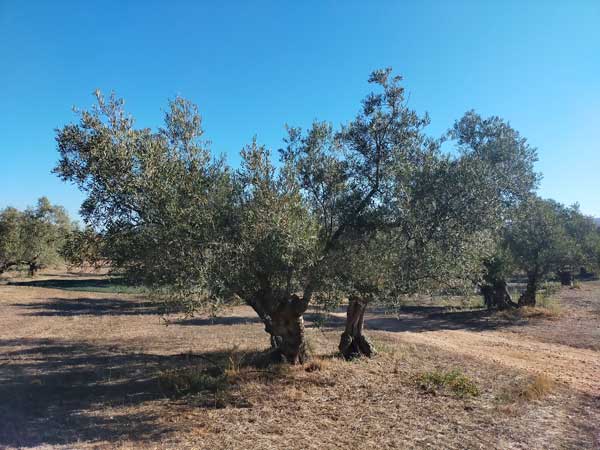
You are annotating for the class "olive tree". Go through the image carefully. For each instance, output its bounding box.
[282,71,519,358]
[505,198,600,306]
[0,207,22,274]
[0,198,73,275]
[55,92,317,363]
[554,203,600,285]
[447,111,540,309]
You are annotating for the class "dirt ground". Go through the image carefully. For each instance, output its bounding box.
[1,271,599,449]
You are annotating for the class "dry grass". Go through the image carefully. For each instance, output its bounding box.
[0,271,599,449]
[498,373,556,403]
[520,373,556,400]
[495,300,562,321]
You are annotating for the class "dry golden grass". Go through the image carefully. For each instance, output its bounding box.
[498,373,556,404]
[495,303,562,321]
[0,271,599,449]
[520,373,556,400]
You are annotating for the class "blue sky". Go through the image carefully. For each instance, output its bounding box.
[1,0,599,220]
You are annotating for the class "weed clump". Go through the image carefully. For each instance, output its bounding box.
[415,369,480,398]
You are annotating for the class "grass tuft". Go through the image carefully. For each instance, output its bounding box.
[498,373,555,403]
[519,373,555,401]
[158,365,227,398]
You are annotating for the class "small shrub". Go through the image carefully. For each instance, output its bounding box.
[415,369,480,398]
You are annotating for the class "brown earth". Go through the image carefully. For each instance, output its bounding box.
[0,271,599,449]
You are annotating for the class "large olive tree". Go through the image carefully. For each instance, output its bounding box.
[282,72,526,358]
[55,93,318,363]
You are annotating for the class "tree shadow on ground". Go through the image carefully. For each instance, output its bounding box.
[364,308,526,333]
[174,315,262,326]
[13,297,159,317]
[9,277,128,290]
[306,305,535,334]
[0,338,270,448]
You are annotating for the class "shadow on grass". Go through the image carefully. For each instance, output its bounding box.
[13,297,159,317]
[174,315,262,326]
[8,277,143,294]
[0,338,274,447]
[306,304,535,334]
[0,338,174,447]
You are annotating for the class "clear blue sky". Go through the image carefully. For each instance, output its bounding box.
[1,0,599,220]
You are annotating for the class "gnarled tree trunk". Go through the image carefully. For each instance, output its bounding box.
[248,291,309,364]
[269,304,308,364]
[519,271,538,306]
[339,296,374,360]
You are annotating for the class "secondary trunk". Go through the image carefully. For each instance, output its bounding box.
[519,272,538,307]
[339,296,374,360]
[28,262,38,277]
[482,281,517,310]
[558,270,573,287]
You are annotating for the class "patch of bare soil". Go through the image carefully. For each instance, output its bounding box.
[0,272,599,449]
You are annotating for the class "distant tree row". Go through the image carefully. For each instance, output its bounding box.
[52,68,600,363]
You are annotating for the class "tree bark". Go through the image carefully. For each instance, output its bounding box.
[558,270,573,287]
[518,272,538,306]
[269,305,308,364]
[339,296,375,359]
[248,291,309,365]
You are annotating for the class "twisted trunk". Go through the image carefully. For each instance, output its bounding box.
[519,271,538,306]
[248,291,309,364]
[339,296,374,359]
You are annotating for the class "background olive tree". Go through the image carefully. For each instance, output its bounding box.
[504,197,600,306]
[446,111,540,309]
[0,198,73,275]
